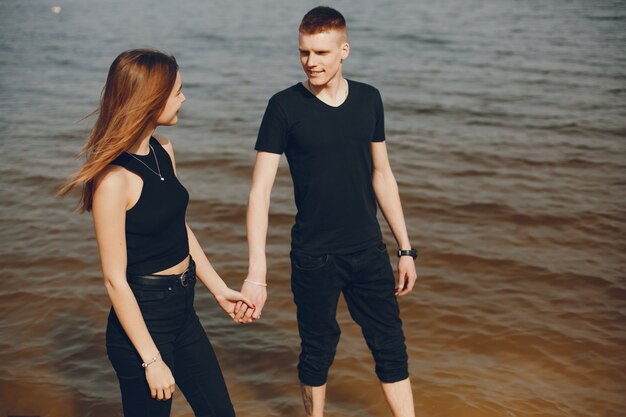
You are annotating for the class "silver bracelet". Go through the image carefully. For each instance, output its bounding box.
[244,279,267,287]
[142,351,160,368]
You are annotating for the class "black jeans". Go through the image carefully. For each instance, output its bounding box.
[106,262,235,417]
[290,242,409,387]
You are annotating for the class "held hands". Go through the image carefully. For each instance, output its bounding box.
[214,287,256,323]
[145,357,176,401]
[233,277,267,324]
[396,256,417,296]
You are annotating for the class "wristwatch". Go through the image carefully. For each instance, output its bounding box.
[397,248,418,259]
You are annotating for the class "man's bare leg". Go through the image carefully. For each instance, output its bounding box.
[300,383,326,417]
[381,377,415,417]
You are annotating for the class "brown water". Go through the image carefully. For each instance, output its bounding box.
[1,0,625,416]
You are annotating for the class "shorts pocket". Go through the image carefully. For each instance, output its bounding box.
[374,242,388,254]
[291,253,331,271]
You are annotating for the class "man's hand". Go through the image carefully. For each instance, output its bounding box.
[234,277,267,323]
[214,288,255,322]
[395,256,417,296]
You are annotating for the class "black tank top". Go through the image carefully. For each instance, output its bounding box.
[109,137,190,275]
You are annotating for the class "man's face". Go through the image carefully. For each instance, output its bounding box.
[298,30,349,87]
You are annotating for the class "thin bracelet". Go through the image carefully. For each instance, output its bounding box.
[244,279,267,287]
[142,351,160,369]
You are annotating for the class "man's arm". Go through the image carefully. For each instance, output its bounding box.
[235,151,281,322]
[371,141,418,296]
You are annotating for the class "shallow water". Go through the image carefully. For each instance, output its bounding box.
[1,0,625,416]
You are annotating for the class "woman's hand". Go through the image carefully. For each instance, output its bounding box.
[145,358,176,401]
[214,288,256,323]
[235,278,267,323]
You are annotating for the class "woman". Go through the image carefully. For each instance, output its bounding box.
[59,49,253,417]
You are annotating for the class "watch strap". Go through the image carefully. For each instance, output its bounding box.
[397,248,418,259]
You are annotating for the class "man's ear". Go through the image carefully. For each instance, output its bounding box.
[341,42,350,61]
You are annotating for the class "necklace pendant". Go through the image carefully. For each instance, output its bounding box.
[160,177,165,181]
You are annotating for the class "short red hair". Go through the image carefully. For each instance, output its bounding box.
[299,6,346,34]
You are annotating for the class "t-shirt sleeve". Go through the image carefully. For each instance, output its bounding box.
[255,96,288,154]
[372,89,386,142]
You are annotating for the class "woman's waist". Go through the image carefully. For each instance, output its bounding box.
[127,255,195,288]
[125,248,190,276]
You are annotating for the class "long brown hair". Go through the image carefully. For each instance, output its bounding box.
[58,49,178,212]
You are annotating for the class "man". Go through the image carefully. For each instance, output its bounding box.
[236,6,418,417]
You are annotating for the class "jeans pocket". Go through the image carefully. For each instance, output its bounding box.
[130,286,173,303]
[292,253,330,271]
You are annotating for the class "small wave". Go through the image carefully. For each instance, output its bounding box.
[450,201,614,228]
[386,33,452,45]
[605,285,626,301]
[449,150,619,171]
[178,156,253,178]
[608,88,626,95]
[445,169,494,177]
[187,32,229,42]
[585,15,626,22]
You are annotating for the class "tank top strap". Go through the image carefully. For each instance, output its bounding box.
[109,143,160,181]
[109,152,144,176]
[149,136,176,177]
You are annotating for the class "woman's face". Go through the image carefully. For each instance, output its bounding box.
[157,71,185,126]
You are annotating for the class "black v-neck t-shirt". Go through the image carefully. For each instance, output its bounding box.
[255,80,385,254]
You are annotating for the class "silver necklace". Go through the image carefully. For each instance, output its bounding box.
[126,144,164,181]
